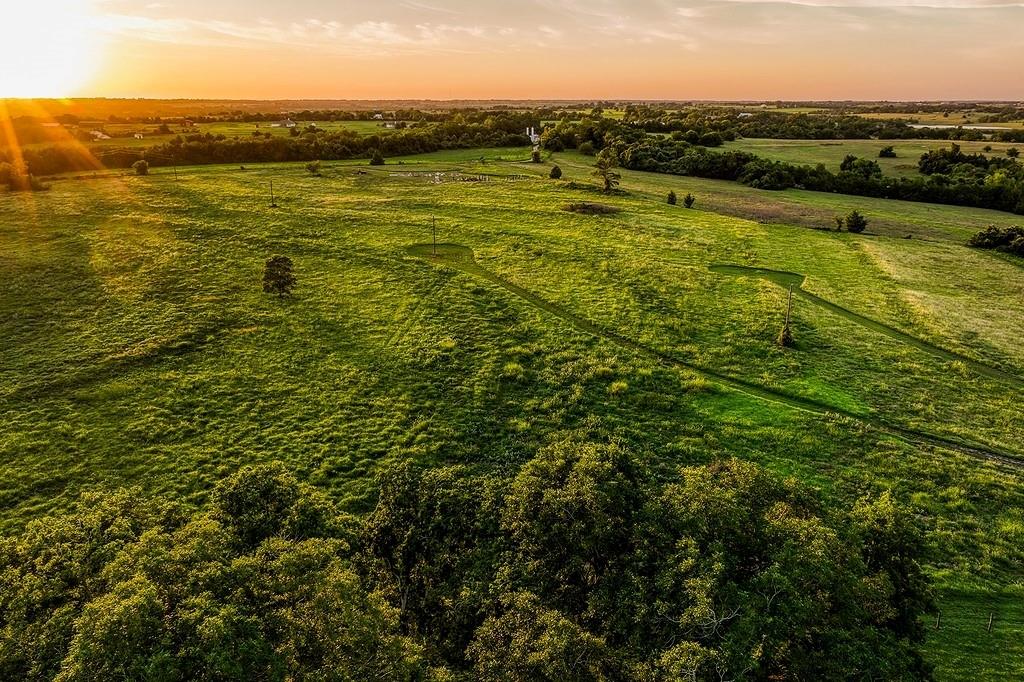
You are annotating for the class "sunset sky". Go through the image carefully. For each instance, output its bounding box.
[5,0,1023,100]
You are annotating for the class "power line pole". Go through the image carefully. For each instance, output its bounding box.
[270,180,277,208]
[432,215,437,256]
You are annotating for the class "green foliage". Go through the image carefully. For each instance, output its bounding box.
[531,149,542,164]
[262,255,296,298]
[0,465,421,681]
[549,164,562,180]
[1008,148,1020,158]
[846,210,869,233]
[667,190,677,205]
[880,145,897,158]
[967,225,1024,256]
[683,192,696,208]
[370,149,386,166]
[592,149,621,193]
[305,160,322,175]
[132,159,149,176]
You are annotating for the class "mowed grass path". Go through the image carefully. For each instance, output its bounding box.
[2,149,1023,680]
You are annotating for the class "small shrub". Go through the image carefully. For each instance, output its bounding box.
[578,141,595,156]
[608,380,628,395]
[305,161,322,176]
[549,165,562,180]
[968,225,1024,256]
[501,362,525,382]
[845,210,868,234]
[667,190,677,206]
[132,159,149,176]
[369,150,385,166]
[263,255,296,298]
[777,322,794,348]
[531,150,541,164]
[5,171,49,192]
[878,146,897,158]
[834,216,845,231]
[1007,147,1020,159]
[564,202,620,216]
[682,193,695,209]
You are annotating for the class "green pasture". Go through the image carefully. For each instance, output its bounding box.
[722,138,1022,177]
[2,146,1023,680]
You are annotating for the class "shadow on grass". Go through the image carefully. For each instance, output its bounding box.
[408,243,1024,470]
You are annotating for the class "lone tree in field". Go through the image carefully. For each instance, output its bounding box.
[370,149,385,166]
[1008,147,1020,159]
[846,210,869,234]
[683,193,695,208]
[834,216,845,231]
[132,159,149,176]
[667,190,677,205]
[305,161,322,176]
[879,146,896,158]
[592,149,620,193]
[263,256,296,298]
[531,149,542,163]
[549,165,562,180]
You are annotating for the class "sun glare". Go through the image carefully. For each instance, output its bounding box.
[2,1,102,98]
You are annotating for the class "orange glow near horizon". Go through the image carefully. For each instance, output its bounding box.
[3,1,1023,101]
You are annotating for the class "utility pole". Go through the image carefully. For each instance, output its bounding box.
[432,215,437,256]
[270,180,277,208]
[786,285,793,329]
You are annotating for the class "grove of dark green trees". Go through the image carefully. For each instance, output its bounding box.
[1,439,936,681]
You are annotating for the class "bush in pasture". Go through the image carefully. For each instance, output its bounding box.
[845,210,869,233]
[983,145,993,153]
[543,136,564,152]
[531,149,541,163]
[778,321,794,348]
[370,149,385,166]
[132,159,149,176]
[683,193,695,209]
[306,160,322,176]
[879,146,897,158]
[263,255,296,298]
[549,165,562,180]
[667,190,677,205]
[3,166,49,192]
[563,202,620,216]
[1008,147,1020,158]
[968,225,1024,256]
[578,141,595,156]
[834,216,845,231]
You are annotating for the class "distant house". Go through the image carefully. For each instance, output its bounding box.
[89,130,111,140]
[383,122,396,129]
[133,133,145,139]
[182,120,195,127]
[738,112,754,118]
[373,113,384,120]
[271,118,297,128]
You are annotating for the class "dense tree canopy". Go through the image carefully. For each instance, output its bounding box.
[1,441,935,680]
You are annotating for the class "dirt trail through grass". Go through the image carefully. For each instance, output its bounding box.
[409,244,1023,470]
[709,264,1024,391]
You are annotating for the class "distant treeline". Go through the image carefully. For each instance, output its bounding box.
[618,106,1024,143]
[2,112,541,176]
[612,138,1024,215]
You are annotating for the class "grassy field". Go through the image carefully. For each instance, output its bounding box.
[721,138,1022,177]
[2,147,1023,679]
[857,111,1024,129]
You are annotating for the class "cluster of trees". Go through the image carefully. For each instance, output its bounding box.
[0,442,936,680]
[4,113,538,177]
[968,225,1024,256]
[614,137,1024,215]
